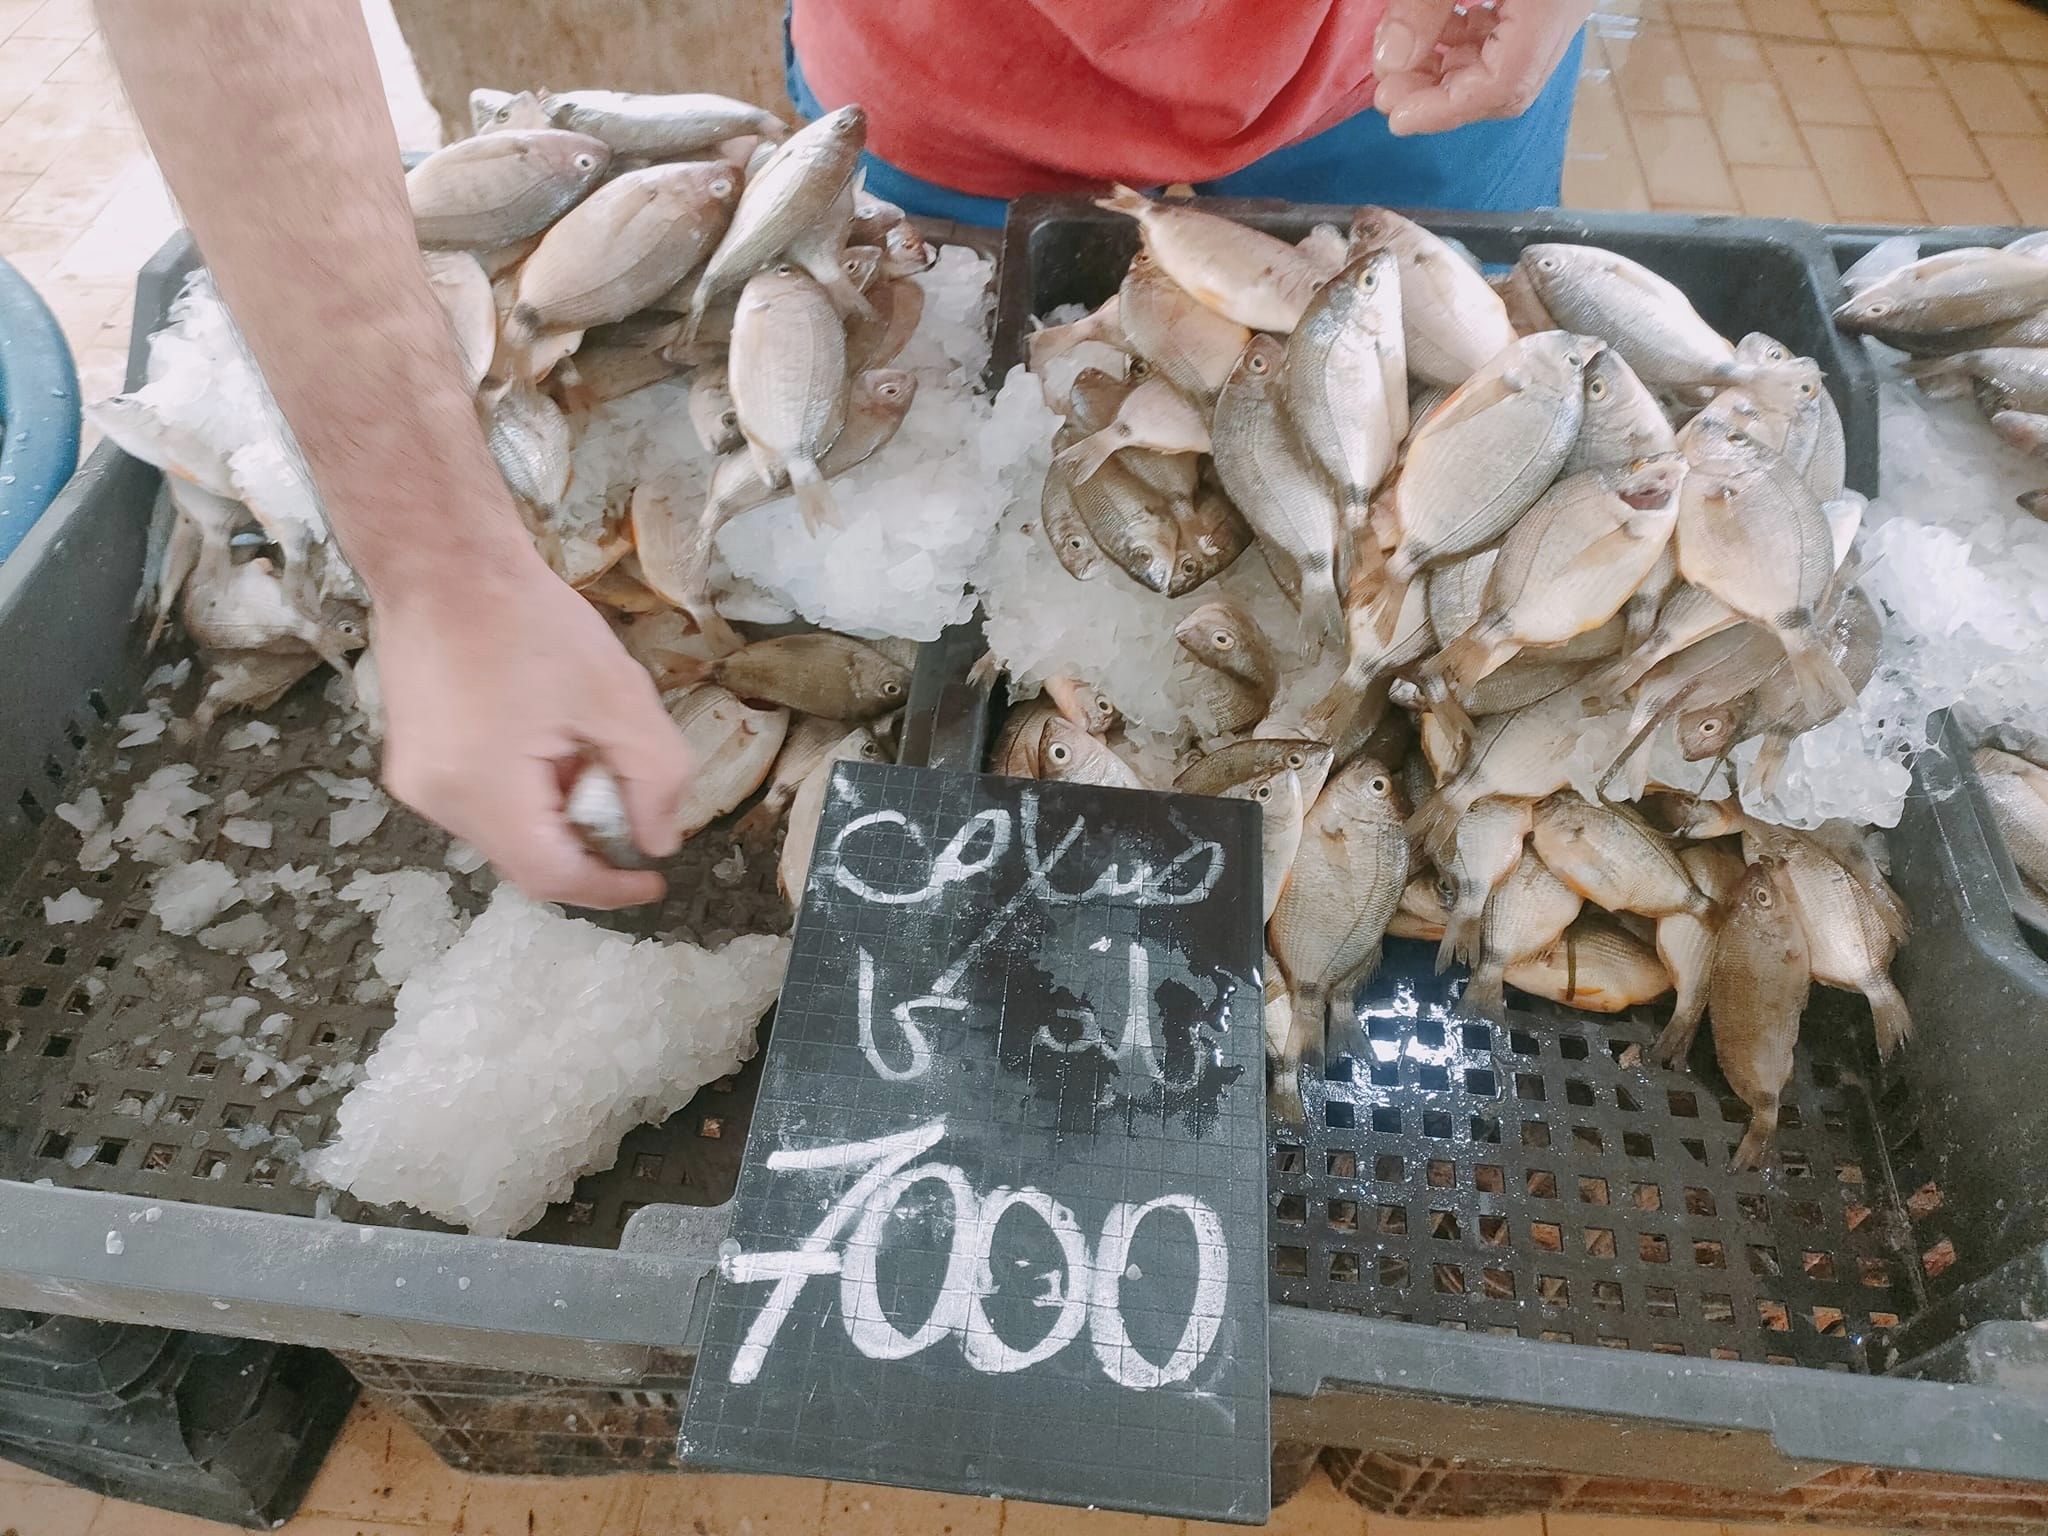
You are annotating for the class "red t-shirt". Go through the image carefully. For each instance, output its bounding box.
[791,0,1387,197]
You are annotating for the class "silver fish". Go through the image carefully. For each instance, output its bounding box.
[1651,840,1747,1066]
[1531,792,1712,919]
[1096,185,1320,332]
[676,633,909,719]
[422,250,496,395]
[845,275,927,373]
[541,89,786,158]
[1709,858,1809,1171]
[1463,852,1583,1020]
[1054,376,1211,484]
[708,368,916,520]
[689,364,743,455]
[781,728,887,905]
[1516,243,1740,387]
[1224,765,1305,921]
[735,714,858,838]
[1119,248,1251,405]
[1504,915,1673,1013]
[484,385,571,510]
[1436,796,1533,973]
[1037,718,1145,789]
[663,684,791,837]
[1285,249,1407,520]
[1835,246,2048,350]
[407,130,610,249]
[1560,347,1675,475]
[728,265,850,532]
[1039,459,1107,580]
[1176,738,1334,802]
[1174,600,1278,735]
[470,88,551,134]
[1349,207,1515,386]
[627,473,746,655]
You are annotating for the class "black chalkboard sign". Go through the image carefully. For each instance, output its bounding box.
[680,761,1271,1524]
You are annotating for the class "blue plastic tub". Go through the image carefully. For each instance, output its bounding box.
[0,253,82,565]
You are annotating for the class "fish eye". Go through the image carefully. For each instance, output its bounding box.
[1536,254,1562,272]
[775,262,796,276]
[1047,741,1071,763]
[1699,717,1722,736]
[880,382,903,399]
[1798,380,1817,397]
[881,680,903,698]
[1212,629,1234,647]
[494,106,513,123]
[1179,555,1199,575]
[1564,350,1584,367]
[573,153,598,171]
[1285,750,1306,768]
[1066,536,1086,550]
[712,177,734,196]
[1865,299,1892,317]
[1368,774,1390,795]
[1754,886,1774,907]
[720,410,737,427]
[1253,784,1273,802]
[1247,352,1269,375]
[1588,378,1608,401]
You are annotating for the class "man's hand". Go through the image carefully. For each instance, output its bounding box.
[1373,0,1595,136]
[376,546,691,910]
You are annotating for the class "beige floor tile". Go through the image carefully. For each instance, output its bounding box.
[820,1479,1002,1536]
[1571,71,1638,159]
[0,32,76,88]
[1564,149,1654,210]
[1743,0,1830,39]
[0,0,42,38]
[1546,1519,1722,1536]
[2,1481,102,1536]
[452,1472,646,1536]
[277,1519,442,1536]
[1900,0,1997,52]
[297,1400,466,1527]
[1670,0,1747,32]
[1245,1471,1364,1536]
[1846,44,1934,89]
[44,33,110,87]
[0,1452,64,1483]
[1765,41,1875,125]
[635,1472,827,1536]
[1981,130,2048,220]
[52,156,176,283]
[1629,111,1741,208]
[1364,1516,1543,1536]
[1817,0,1893,11]
[1608,27,1704,114]
[1677,27,1773,83]
[1731,162,1837,218]
[6,157,124,226]
[1002,1503,1184,1536]
[12,0,90,41]
[1914,173,2021,224]
[83,1500,246,1535]
[0,83,131,174]
[1934,57,2045,136]
[0,165,34,215]
[1802,122,1927,219]
[1999,4,2048,65]
[0,216,80,279]
[1869,85,1989,178]
[1826,10,1915,47]
[1703,77,1808,166]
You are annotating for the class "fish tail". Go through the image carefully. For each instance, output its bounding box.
[679,284,711,350]
[1464,959,1507,1022]
[1303,563,1345,645]
[1437,903,1481,975]
[788,459,840,534]
[1778,619,1862,718]
[1731,1102,1779,1172]
[1054,428,1123,485]
[689,601,747,658]
[662,654,715,692]
[1428,692,1476,766]
[818,266,877,322]
[1094,184,1151,219]
[506,302,543,345]
[1366,568,1411,647]
[732,798,786,841]
[1901,355,1970,398]
[1865,974,1914,1060]
[1748,728,1796,798]
[1683,883,1717,921]
[1651,993,1704,1067]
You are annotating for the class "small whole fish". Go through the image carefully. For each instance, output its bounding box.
[782,180,873,321]
[1068,455,1182,594]
[1037,718,1145,789]
[1349,207,1516,386]
[1436,796,1533,973]
[1038,459,1107,580]
[509,161,740,340]
[1211,335,1344,638]
[407,130,611,249]
[1992,407,2048,459]
[1166,480,1251,593]
[1531,792,1713,919]
[1409,684,1597,860]
[540,89,786,158]
[1504,915,1673,1013]
[626,473,745,655]
[708,368,916,521]
[1307,561,1431,749]
[1027,295,1125,376]
[1284,249,1407,520]
[661,684,791,837]
[1388,872,1455,942]
[1834,246,2048,350]
[1063,366,1134,433]
[735,714,853,838]
[1559,347,1675,475]
[1176,738,1334,802]
[1268,758,1411,1090]
[728,265,850,532]
[1905,347,2048,416]
[1515,243,1740,387]
[1054,376,1212,484]
[483,384,572,510]
[1709,858,1810,1171]
[1120,249,1253,405]
[471,88,552,134]
[1096,185,1321,332]
[1043,675,1119,736]
[1175,600,1278,734]
[1976,746,2048,894]
[684,104,866,343]
[689,364,743,455]
[673,633,909,719]
[1224,765,1305,920]
[1651,840,1748,1065]
[1376,332,1596,637]
[550,344,679,410]
[780,728,888,905]
[1463,852,1583,1020]
[845,275,926,373]
[1263,951,1308,1118]
[423,251,497,394]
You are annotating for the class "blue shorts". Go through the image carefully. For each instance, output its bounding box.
[785,25,1586,228]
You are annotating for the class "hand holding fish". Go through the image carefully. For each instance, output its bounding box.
[1372,0,1597,136]
[377,551,692,910]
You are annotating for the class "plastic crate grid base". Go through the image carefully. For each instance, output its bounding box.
[1321,1448,2048,1530]
[0,663,786,1243]
[335,1349,697,1477]
[1269,940,1923,1370]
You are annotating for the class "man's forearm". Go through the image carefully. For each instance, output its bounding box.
[98,0,531,608]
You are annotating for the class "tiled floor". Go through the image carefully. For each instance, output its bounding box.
[0,0,2029,1531]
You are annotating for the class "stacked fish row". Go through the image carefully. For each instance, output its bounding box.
[121,88,942,881]
[1835,231,2048,513]
[1012,193,1908,1170]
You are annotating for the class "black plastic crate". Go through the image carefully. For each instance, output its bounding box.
[981,197,2048,1524]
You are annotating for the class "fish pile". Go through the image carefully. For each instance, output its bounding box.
[1975,743,2048,908]
[87,87,989,885]
[991,193,1906,1168]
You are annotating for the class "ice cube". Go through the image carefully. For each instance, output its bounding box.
[41,889,102,925]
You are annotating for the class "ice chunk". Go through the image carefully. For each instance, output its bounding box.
[222,817,274,848]
[144,658,192,693]
[41,889,102,925]
[304,888,789,1237]
[221,790,258,815]
[227,1122,272,1150]
[222,721,281,751]
[257,1010,291,1037]
[112,765,212,864]
[198,912,275,953]
[244,863,332,903]
[150,860,244,935]
[76,827,117,872]
[249,950,288,975]
[338,869,466,985]
[55,789,105,835]
[444,839,488,875]
[197,996,260,1035]
[116,699,171,747]
[328,796,389,847]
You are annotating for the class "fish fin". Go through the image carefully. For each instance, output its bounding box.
[1651,1001,1704,1068]
[1464,959,1507,1022]
[661,654,715,692]
[1094,184,1151,219]
[733,798,785,841]
[966,649,1000,688]
[1366,569,1411,647]
[1865,974,1913,1060]
[1624,586,1662,652]
[1424,369,1522,432]
[1557,522,1656,584]
[1731,1102,1779,1172]
[679,284,711,351]
[505,302,543,345]
[1748,728,1796,799]
[1900,355,1969,397]
[1054,427,1125,485]
[1427,690,1476,766]
[788,459,839,534]
[1776,620,1862,718]
[688,602,746,658]
[1437,905,1481,975]
[815,267,877,322]
[1302,563,1345,646]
